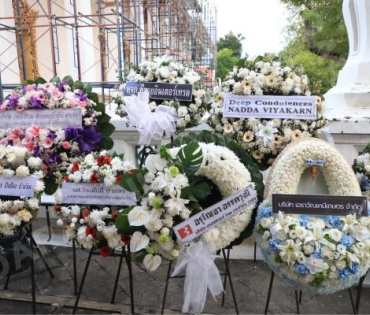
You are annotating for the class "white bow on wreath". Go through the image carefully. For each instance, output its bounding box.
[125,90,178,145]
[172,240,224,313]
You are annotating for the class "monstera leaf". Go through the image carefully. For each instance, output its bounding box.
[167,130,265,246]
[176,141,203,175]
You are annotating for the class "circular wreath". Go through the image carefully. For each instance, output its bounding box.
[0,76,115,194]
[125,136,259,271]
[0,145,45,236]
[207,57,328,169]
[255,138,369,294]
[112,55,211,131]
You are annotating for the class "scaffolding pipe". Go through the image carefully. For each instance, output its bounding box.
[47,0,57,76]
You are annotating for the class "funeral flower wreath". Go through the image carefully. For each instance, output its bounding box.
[0,145,45,236]
[122,141,257,271]
[112,55,211,131]
[0,76,115,195]
[207,57,328,169]
[352,143,370,194]
[255,139,369,294]
[53,151,136,256]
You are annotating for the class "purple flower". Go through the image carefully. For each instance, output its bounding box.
[30,96,44,109]
[76,90,87,101]
[8,96,19,110]
[59,81,69,92]
[47,131,57,139]
[65,126,101,153]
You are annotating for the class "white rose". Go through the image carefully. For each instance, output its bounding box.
[177,106,188,117]
[304,244,314,255]
[159,66,170,79]
[260,218,271,229]
[328,229,343,242]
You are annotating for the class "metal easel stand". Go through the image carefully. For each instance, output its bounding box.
[161,248,239,314]
[264,271,366,315]
[2,224,54,314]
[139,145,157,169]
[72,244,135,314]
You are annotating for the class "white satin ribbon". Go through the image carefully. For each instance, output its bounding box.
[125,90,177,145]
[172,241,224,314]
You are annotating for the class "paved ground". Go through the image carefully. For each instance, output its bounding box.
[0,244,370,314]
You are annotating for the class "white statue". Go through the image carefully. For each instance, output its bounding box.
[325,0,370,119]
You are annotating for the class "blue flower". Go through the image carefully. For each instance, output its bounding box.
[350,263,359,275]
[261,207,273,218]
[340,235,354,248]
[326,216,341,228]
[294,263,309,276]
[313,251,323,259]
[361,177,370,191]
[269,239,280,254]
[339,268,351,280]
[299,215,309,228]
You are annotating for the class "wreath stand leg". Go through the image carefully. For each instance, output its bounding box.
[253,241,257,262]
[72,239,78,295]
[160,249,240,314]
[73,246,135,314]
[45,206,52,242]
[25,227,54,279]
[72,247,94,314]
[27,224,37,314]
[264,270,364,315]
[355,272,367,314]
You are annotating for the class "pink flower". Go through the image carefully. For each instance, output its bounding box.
[42,137,54,148]
[52,91,64,100]
[8,129,22,141]
[22,137,35,151]
[69,100,77,107]
[27,126,41,137]
[0,139,8,145]
[26,85,34,92]
[44,83,51,89]
[15,105,25,112]
[1,104,7,111]
[36,92,46,101]
[62,141,71,149]
[78,101,87,108]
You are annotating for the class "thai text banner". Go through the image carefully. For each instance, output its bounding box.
[222,94,317,120]
[0,108,82,129]
[0,175,37,197]
[124,82,193,101]
[272,194,368,216]
[173,185,257,243]
[62,183,137,206]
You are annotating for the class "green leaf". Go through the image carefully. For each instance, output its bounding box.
[73,80,84,90]
[84,84,92,93]
[98,136,114,150]
[159,145,171,160]
[62,75,74,86]
[180,182,211,202]
[24,80,35,85]
[44,177,59,195]
[35,77,47,84]
[98,112,111,123]
[97,122,115,136]
[50,76,61,84]
[176,141,203,174]
[88,92,99,105]
[113,152,125,160]
[119,169,147,193]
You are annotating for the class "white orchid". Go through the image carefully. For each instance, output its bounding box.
[304,224,336,251]
[304,255,329,274]
[164,192,189,216]
[256,121,278,145]
[276,239,302,265]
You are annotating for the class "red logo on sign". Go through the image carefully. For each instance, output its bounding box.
[178,225,193,239]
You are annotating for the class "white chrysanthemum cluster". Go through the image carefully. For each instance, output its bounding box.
[129,142,256,271]
[208,61,328,165]
[112,55,211,130]
[0,198,40,236]
[66,150,134,186]
[56,205,128,255]
[266,139,361,199]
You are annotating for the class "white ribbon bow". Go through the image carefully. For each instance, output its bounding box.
[172,241,224,314]
[125,90,177,145]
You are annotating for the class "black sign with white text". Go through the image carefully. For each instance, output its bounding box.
[124,82,193,101]
[272,194,368,216]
